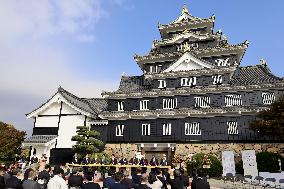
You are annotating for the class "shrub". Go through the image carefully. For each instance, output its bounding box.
[235,160,244,174]
[186,153,222,177]
[256,152,282,172]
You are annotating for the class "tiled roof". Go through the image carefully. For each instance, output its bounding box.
[230,65,282,85]
[117,75,151,93]
[24,135,57,144]
[58,87,107,115]
[27,87,107,117]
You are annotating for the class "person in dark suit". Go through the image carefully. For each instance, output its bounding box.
[22,169,41,189]
[179,168,189,189]
[191,168,210,189]
[160,154,168,166]
[110,154,118,172]
[132,167,142,188]
[5,169,22,189]
[120,171,133,189]
[136,173,150,189]
[82,172,100,189]
[101,154,107,178]
[68,167,83,188]
[103,169,115,189]
[119,155,128,165]
[82,154,91,173]
[150,155,159,166]
[110,172,127,189]
[30,154,38,165]
[168,169,184,189]
[72,153,80,164]
[0,167,5,189]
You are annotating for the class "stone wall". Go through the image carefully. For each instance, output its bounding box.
[104,143,284,160]
[175,143,284,160]
[104,144,138,159]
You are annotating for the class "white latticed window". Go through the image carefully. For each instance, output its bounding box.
[150,65,162,73]
[262,92,275,105]
[185,122,201,135]
[163,98,178,109]
[140,100,149,110]
[212,75,223,85]
[162,123,171,136]
[116,124,124,136]
[215,58,229,67]
[141,124,150,136]
[194,97,210,108]
[117,101,124,111]
[181,77,197,87]
[225,94,242,107]
[158,80,167,88]
[227,121,238,135]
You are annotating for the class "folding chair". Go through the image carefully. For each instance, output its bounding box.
[264,177,276,188]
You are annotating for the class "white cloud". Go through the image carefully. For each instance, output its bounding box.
[0,0,106,42]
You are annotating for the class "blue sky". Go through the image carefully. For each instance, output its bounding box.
[0,0,284,135]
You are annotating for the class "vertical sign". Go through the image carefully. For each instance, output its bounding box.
[222,151,236,176]
[242,150,258,178]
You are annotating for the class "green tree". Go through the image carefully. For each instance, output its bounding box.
[250,95,284,137]
[0,122,26,161]
[71,126,104,157]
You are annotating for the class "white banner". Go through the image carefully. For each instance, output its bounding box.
[222,151,235,176]
[242,150,258,178]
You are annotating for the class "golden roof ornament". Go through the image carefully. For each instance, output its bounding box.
[182,5,189,14]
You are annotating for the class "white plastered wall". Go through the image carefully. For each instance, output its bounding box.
[35,102,60,127]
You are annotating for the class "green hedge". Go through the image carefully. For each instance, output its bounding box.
[256,152,282,172]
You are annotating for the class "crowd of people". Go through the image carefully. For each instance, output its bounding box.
[0,153,210,189]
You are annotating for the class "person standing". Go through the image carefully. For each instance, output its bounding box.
[82,172,100,189]
[0,167,5,189]
[30,154,38,165]
[22,169,41,189]
[72,154,80,164]
[110,172,127,189]
[150,155,159,166]
[191,168,210,189]
[136,174,151,189]
[5,169,22,189]
[168,169,184,189]
[47,166,68,189]
[103,169,115,189]
[68,167,83,189]
[160,154,168,166]
[37,164,51,189]
[82,154,91,174]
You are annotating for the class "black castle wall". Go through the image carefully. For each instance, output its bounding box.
[93,115,280,143]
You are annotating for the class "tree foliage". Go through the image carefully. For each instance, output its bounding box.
[249,95,284,137]
[71,126,104,157]
[0,122,26,160]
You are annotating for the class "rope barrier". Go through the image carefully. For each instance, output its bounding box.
[66,163,171,169]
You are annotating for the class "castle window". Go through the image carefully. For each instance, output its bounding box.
[215,58,229,66]
[140,100,149,110]
[185,122,201,135]
[194,97,210,108]
[225,94,242,107]
[158,80,166,88]
[163,98,177,109]
[212,75,223,85]
[181,77,197,87]
[262,92,275,105]
[227,121,238,135]
[116,124,124,136]
[141,124,150,136]
[162,123,171,135]
[117,101,124,111]
[150,65,162,73]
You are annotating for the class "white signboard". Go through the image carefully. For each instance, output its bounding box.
[242,150,258,178]
[222,151,235,176]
